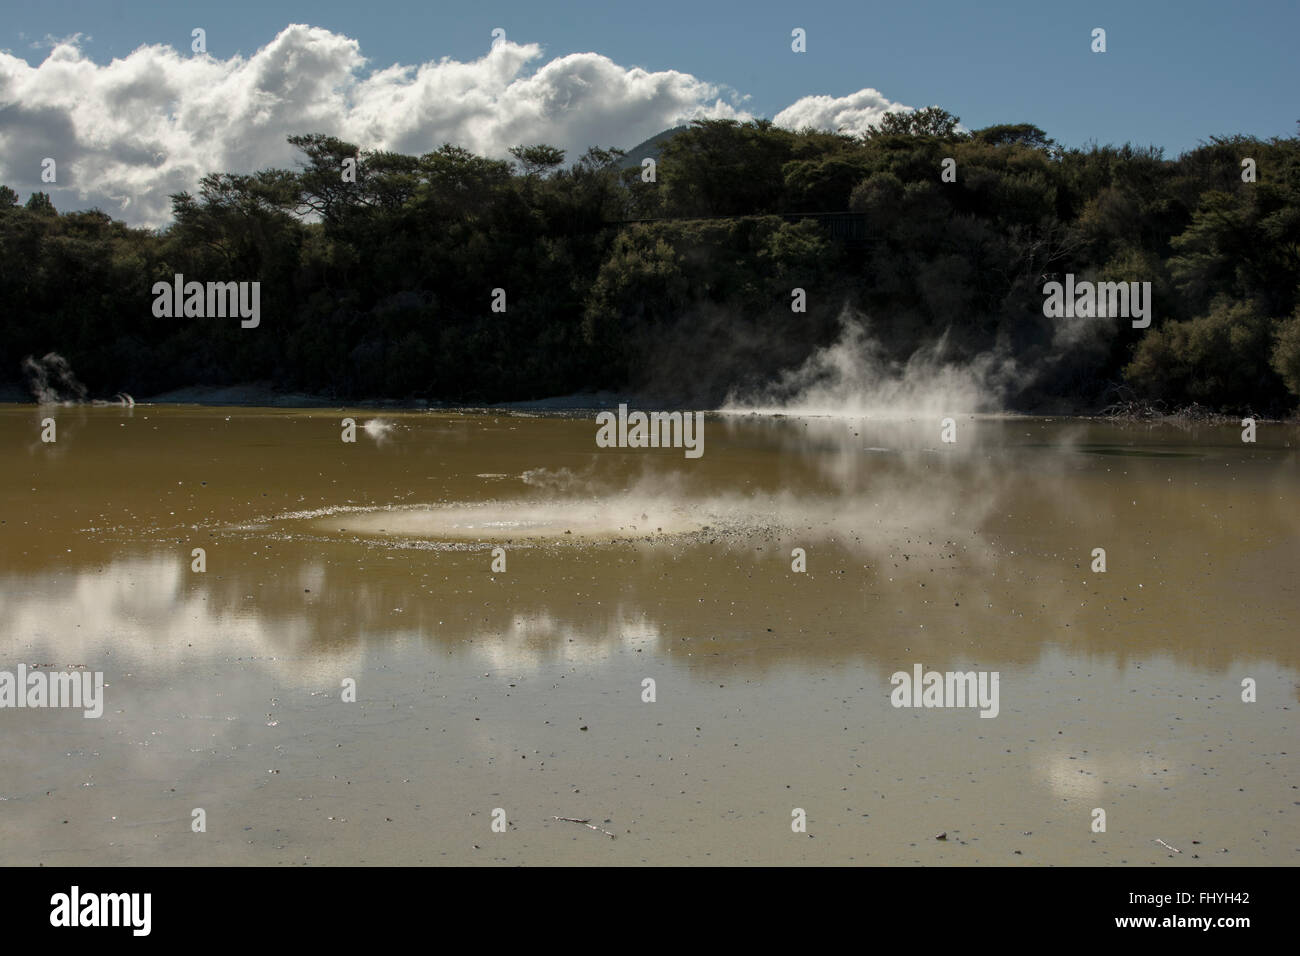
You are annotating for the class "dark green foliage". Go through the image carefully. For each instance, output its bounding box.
[865,106,966,141]
[1125,300,1285,410]
[25,192,57,215]
[1269,307,1300,398]
[1,116,1298,412]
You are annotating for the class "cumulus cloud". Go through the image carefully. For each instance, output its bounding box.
[0,25,911,226]
[773,87,911,137]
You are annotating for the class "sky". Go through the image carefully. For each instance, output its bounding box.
[2,0,1297,226]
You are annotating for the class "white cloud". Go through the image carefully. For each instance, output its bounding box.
[0,25,910,227]
[773,87,911,137]
[28,32,93,52]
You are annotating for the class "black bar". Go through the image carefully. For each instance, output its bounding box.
[4,865,1282,942]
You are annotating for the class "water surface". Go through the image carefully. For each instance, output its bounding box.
[0,406,1295,865]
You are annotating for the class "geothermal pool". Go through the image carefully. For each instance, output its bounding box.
[0,405,1295,864]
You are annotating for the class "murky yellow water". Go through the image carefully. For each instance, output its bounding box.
[0,405,1295,864]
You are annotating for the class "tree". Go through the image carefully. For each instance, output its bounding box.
[1270,307,1300,397]
[1124,299,1283,410]
[1169,184,1300,319]
[657,119,796,216]
[865,106,966,141]
[972,123,1058,155]
[287,133,365,224]
[509,145,566,178]
[2,117,1297,412]
[25,192,57,215]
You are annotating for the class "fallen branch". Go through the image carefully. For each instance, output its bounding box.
[553,816,616,839]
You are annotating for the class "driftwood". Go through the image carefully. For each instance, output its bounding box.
[553,816,616,839]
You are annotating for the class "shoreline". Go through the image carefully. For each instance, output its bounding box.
[0,388,1291,424]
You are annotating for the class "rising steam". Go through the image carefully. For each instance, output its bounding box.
[20,352,133,406]
[722,311,1025,418]
[22,352,88,404]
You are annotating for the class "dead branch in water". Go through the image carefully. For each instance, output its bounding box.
[553,816,616,838]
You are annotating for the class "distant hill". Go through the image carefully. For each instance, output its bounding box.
[617,125,689,170]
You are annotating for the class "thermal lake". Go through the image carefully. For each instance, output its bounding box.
[0,405,1295,865]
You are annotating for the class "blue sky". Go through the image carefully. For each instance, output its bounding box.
[2,0,1296,223]
[9,0,1297,152]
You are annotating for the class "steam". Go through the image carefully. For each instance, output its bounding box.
[284,451,1007,563]
[521,467,581,490]
[319,496,702,540]
[22,352,88,405]
[722,311,1023,418]
[20,352,134,406]
[363,418,396,442]
[521,465,605,494]
[713,298,1123,417]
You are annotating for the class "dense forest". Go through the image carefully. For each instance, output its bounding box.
[3,107,1299,414]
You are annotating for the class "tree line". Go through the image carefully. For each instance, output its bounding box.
[2,108,1298,413]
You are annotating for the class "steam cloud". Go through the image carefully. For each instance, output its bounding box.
[722,311,1025,418]
[21,351,88,404]
[20,351,133,405]
[714,300,1124,418]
